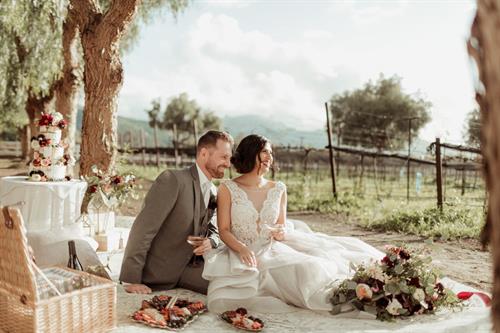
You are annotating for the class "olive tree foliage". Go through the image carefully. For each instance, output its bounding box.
[329,74,432,151]
[0,1,67,131]
[464,108,481,147]
[120,0,189,54]
[162,93,222,146]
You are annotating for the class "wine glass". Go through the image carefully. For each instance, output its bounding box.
[266,224,285,240]
[187,236,207,267]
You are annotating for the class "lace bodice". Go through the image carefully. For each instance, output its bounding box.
[222,180,286,246]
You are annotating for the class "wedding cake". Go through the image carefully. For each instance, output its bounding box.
[28,111,75,181]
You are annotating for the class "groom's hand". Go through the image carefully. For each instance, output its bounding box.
[123,283,152,294]
[193,239,212,256]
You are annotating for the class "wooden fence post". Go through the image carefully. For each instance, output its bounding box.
[173,124,180,169]
[193,118,199,149]
[153,123,160,169]
[140,129,146,167]
[324,102,338,199]
[461,158,467,196]
[435,138,443,211]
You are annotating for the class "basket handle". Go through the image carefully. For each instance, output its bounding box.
[2,206,13,229]
[2,202,26,229]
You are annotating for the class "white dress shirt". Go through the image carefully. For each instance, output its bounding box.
[196,163,215,207]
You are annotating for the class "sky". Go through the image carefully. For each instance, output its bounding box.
[118,0,477,144]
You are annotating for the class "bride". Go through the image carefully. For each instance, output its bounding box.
[202,134,384,313]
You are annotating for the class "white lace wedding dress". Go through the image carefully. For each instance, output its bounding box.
[202,180,384,313]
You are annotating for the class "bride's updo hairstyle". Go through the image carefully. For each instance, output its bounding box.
[230,134,270,174]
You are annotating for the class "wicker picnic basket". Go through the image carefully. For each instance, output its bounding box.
[0,205,117,333]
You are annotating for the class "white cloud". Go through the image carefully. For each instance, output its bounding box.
[118,2,478,143]
[120,12,347,130]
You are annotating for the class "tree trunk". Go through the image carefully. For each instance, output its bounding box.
[55,9,81,163]
[75,0,142,176]
[359,154,365,193]
[468,1,500,330]
[19,126,29,160]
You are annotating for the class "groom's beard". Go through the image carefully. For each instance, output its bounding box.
[206,163,226,179]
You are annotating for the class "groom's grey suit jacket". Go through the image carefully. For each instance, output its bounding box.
[119,165,220,289]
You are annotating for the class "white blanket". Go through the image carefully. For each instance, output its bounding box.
[112,279,491,333]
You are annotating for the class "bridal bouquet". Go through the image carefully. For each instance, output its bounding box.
[330,245,460,321]
[81,165,139,213]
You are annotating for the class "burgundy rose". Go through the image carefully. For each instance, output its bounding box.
[89,185,98,193]
[435,282,445,295]
[408,277,421,287]
[112,176,122,184]
[381,256,395,268]
[410,303,422,315]
[57,119,68,129]
[427,302,434,311]
[38,114,53,126]
[39,138,51,147]
[399,249,411,260]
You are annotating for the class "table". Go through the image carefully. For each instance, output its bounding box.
[0,176,87,234]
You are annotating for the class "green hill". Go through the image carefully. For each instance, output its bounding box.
[77,111,328,148]
[76,111,431,152]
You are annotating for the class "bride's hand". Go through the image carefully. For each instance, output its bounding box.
[238,246,257,267]
[271,225,286,241]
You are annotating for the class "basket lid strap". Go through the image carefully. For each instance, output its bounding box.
[2,206,13,229]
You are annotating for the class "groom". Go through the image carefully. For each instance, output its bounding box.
[120,130,233,294]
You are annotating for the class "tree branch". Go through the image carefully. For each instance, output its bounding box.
[69,0,101,32]
[98,0,142,48]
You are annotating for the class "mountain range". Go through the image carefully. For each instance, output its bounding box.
[76,112,431,153]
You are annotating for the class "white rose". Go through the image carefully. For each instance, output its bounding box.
[413,288,425,302]
[31,174,42,182]
[367,264,385,281]
[31,140,40,150]
[386,298,403,316]
[52,112,64,123]
[355,283,373,300]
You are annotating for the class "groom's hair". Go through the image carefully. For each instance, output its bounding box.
[197,130,234,154]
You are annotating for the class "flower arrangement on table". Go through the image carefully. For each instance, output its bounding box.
[82,165,138,214]
[330,245,461,321]
[38,111,67,130]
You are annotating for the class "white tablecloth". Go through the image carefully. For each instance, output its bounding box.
[0,176,87,234]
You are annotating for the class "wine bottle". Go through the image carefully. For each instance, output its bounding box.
[67,240,84,271]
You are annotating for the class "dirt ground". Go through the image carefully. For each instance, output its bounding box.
[0,159,492,292]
